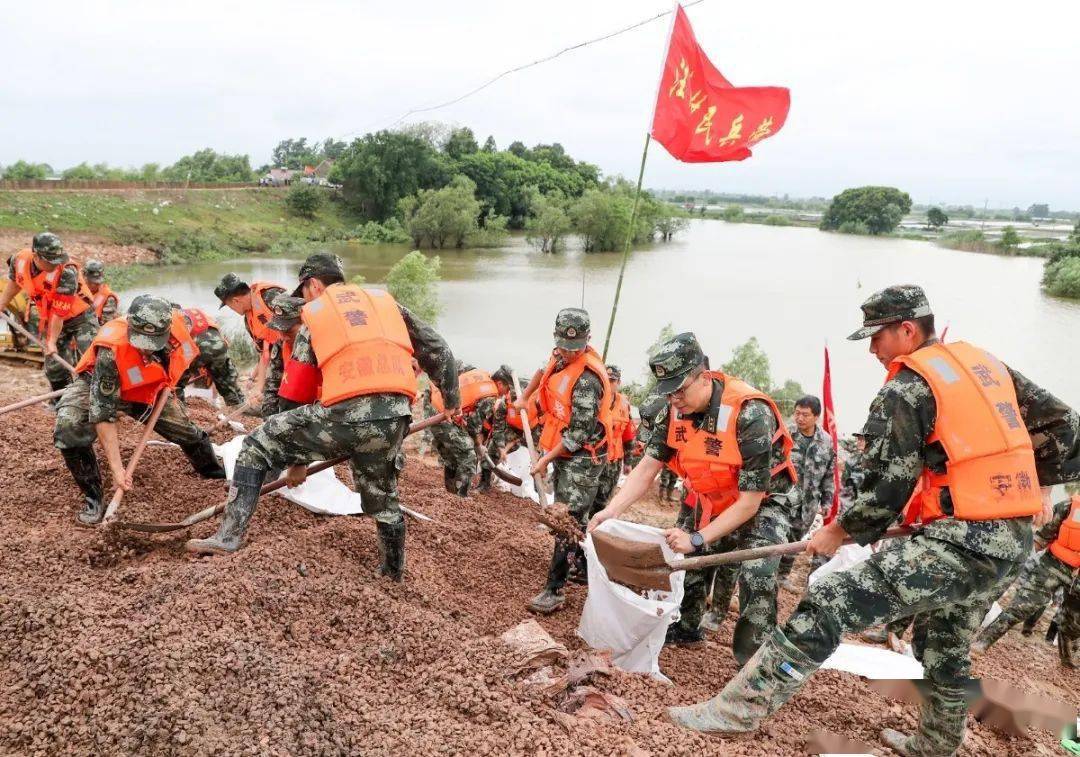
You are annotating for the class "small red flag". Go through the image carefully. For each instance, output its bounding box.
[650,5,790,162]
[821,344,842,525]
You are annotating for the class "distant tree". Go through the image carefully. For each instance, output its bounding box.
[330,130,450,220]
[140,163,161,182]
[3,160,52,180]
[398,175,480,249]
[1071,219,1080,245]
[386,250,441,324]
[525,192,572,253]
[162,149,254,183]
[444,127,479,159]
[819,186,912,235]
[999,225,1021,250]
[481,135,497,153]
[654,207,690,241]
[507,141,527,157]
[722,337,772,391]
[271,138,320,169]
[1028,203,1050,218]
[285,183,322,219]
[926,207,948,229]
[318,138,347,160]
[396,121,451,149]
[61,162,97,180]
[722,205,744,222]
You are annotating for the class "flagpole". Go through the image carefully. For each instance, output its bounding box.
[602,132,652,361]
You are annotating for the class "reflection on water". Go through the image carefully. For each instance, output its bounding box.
[120,221,1080,430]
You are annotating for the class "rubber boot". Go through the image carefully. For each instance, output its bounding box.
[475,467,492,493]
[443,467,456,494]
[880,728,914,756]
[185,465,266,555]
[455,478,471,498]
[1059,633,1076,668]
[1046,619,1060,644]
[1020,607,1043,636]
[528,588,565,614]
[667,628,818,733]
[181,438,227,479]
[376,520,406,581]
[61,448,104,526]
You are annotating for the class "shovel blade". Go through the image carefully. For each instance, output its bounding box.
[591,530,675,591]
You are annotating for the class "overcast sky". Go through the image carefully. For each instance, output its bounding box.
[5,1,1078,209]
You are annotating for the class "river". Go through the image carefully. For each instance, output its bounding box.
[119,220,1080,431]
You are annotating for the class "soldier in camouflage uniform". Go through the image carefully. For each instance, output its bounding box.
[187,254,459,583]
[594,365,635,508]
[423,360,491,497]
[260,296,313,417]
[476,365,514,492]
[84,260,120,321]
[1054,579,1080,667]
[973,496,1080,651]
[666,285,1080,757]
[53,295,226,525]
[590,333,799,661]
[658,466,679,503]
[0,233,100,393]
[521,308,612,615]
[486,375,542,462]
[214,273,286,416]
[169,304,247,409]
[777,395,836,590]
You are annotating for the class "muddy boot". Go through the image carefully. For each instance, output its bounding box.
[475,468,492,493]
[61,448,104,526]
[181,438,227,479]
[567,546,589,585]
[455,478,472,498]
[1058,633,1076,668]
[667,628,818,733]
[528,588,565,614]
[880,728,914,756]
[376,519,406,581]
[1020,608,1043,636]
[443,467,456,495]
[185,465,266,555]
[699,610,722,632]
[1046,619,1060,644]
[664,624,705,647]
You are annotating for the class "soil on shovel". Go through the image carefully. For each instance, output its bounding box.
[0,362,1075,755]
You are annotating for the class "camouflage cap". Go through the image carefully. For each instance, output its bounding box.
[266,296,306,333]
[649,332,706,395]
[214,273,249,309]
[606,364,621,382]
[292,252,345,296]
[32,232,67,264]
[847,284,933,340]
[638,390,667,429]
[491,364,513,387]
[126,295,173,351]
[84,259,105,283]
[554,308,590,350]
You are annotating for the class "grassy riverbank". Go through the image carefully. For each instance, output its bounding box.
[0,188,360,265]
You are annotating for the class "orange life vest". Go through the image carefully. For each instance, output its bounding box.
[537,347,614,459]
[887,342,1042,523]
[11,249,93,330]
[665,372,797,529]
[507,393,542,432]
[1049,496,1080,569]
[75,313,198,405]
[301,284,417,406]
[430,368,500,415]
[91,283,118,321]
[277,336,322,405]
[608,393,634,462]
[244,282,284,347]
[182,307,219,337]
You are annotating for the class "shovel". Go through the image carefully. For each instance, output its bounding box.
[116,411,448,533]
[101,388,173,524]
[510,370,549,507]
[592,525,916,591]
[0,388,65,416]
[2,311,78,378]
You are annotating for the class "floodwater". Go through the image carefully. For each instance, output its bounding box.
[119,220,1080,432]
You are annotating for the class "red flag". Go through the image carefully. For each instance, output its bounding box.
[821,344,842,525]
[650,5,790,162]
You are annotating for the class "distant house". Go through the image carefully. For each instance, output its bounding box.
[313,160,334,180]
[265,168,295,187]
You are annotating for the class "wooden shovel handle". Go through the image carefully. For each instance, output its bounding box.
[0,388,65,416]
[2,311,77,377]
[102,388,173,522]
[672,526,917,571]
[510,370,550,507]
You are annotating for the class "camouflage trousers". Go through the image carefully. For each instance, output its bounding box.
[777,497,817,584]
[677,498,794,665]
[544,453,608,591]
[596,459,623,510]
[723,532,1025,757]
[977,550,1078,648]
[45,312,99,390]
[54,377,207,450]
[428,420,477,496]
[658,468,678,496]
[1060,579,1080,639]
[236,400,411,526]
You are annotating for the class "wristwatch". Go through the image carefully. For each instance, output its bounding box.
[689,531,705,553]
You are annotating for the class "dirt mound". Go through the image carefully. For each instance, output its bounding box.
[0,364,1073,755]
[0,229,157,267]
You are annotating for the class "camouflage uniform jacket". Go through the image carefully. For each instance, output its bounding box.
[839,350,1080,561]
[838,450,867,513]
[787,423,837,515]
[644,376,797,509]
[286,303,458,420]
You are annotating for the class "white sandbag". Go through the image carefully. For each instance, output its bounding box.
[578,520,685,683]
[493,447,540,503]
[808,542,875,586]
[821,641,924,679]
